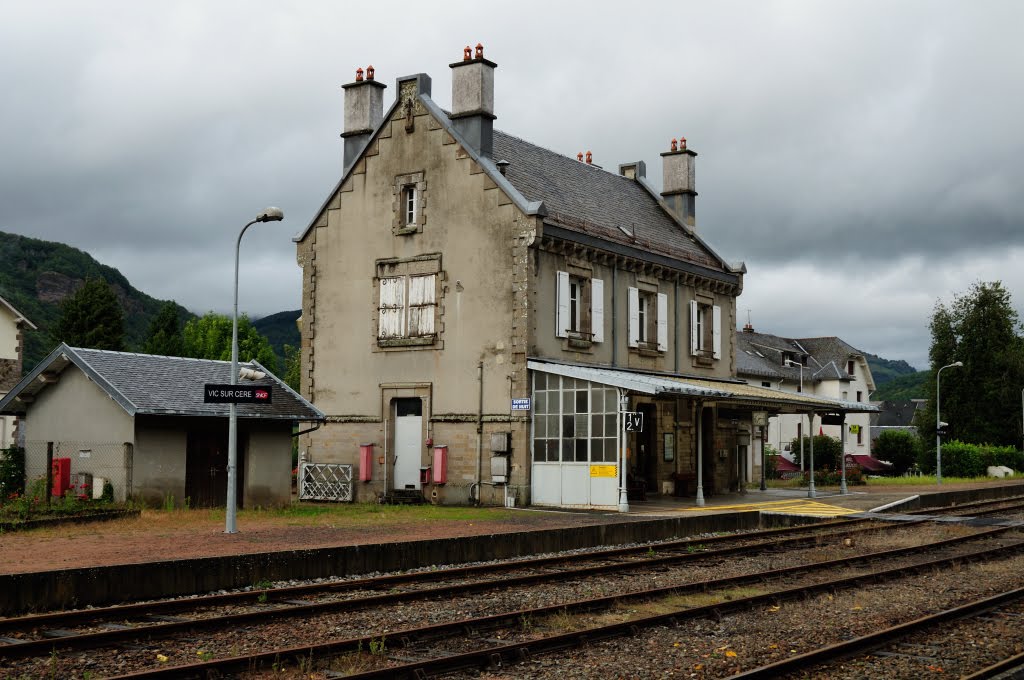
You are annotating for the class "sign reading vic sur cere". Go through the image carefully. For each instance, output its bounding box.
[203,383,272,404]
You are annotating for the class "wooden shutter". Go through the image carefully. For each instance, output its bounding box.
[712,305,722,359]
[379,276,405,339]
[556,270,569,338]
[689,300,698,356]
[656,293,668,351]
[627,287,639,348]
[591,277,604,343]
[408,274,436,336]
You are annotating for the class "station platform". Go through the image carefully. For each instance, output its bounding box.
[620,482,1024,519]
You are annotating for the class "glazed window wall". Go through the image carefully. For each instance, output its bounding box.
[532,373,618,463]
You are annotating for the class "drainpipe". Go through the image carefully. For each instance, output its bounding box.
[617,388,629,512]
[610,268,618,368]
[673,281,680,374]
[695,401,705,507]
[477,361,484,501]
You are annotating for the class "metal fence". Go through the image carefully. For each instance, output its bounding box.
[24,440,132,502]
[298,462,353,502]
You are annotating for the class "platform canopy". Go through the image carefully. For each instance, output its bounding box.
[527,359,878,416]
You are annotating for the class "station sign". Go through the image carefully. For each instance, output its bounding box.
[203,383,272,404]
[623,411,644,432]
[511,398,532,411]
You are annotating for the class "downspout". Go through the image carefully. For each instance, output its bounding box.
[477,361,484,502]
[673,280,680,374]
[617,387,628,512]
[610,268,618,368]
[695,400,705,507]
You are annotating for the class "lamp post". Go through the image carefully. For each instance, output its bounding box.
[784,359,805,471]
[935,360,963,486]
[226,207,284,534]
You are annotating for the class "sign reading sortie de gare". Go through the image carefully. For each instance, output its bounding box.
[203,383,272,404]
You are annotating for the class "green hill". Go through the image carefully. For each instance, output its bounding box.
[0,231,192,371]
[252,309,301,366]
[871,370,929,400]
[864,352,919,386]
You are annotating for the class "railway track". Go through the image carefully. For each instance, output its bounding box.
[3,515,1021,676]
[5,494,1024,678]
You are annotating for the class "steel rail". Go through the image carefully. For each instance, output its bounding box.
[962,648,1024,679]
[101,528,1024,679]
[0,518,900,660]
[0,515,861,634]
[728,587,1024,679]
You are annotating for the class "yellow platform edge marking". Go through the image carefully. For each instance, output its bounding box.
[677,499,860,516]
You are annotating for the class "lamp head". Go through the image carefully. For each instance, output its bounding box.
[952,361,963,367]
[256,207,284,223]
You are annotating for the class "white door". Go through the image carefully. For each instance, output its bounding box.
[393,399,422,490]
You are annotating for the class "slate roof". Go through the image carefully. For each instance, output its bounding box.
[0,344,324,421]
[737,331,873,389]
[492,131,727,273]
[873,400,924,427]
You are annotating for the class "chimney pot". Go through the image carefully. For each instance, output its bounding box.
[680,136,687,150]
[355,67,364,82]
[577,152,583,161]
[496,159,510,175]
[670,138,678,152]
[366,65,375,81]
[586,151,593,164]
[464,45,472,60]
[475,43,484,59]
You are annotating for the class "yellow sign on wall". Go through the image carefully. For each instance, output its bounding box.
[849,425,861,434]
[590,465,617,478]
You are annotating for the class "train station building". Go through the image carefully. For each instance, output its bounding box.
[294,46,875,510]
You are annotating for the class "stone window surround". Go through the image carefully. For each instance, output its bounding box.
[392,171,426,236]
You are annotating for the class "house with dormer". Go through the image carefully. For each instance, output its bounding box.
[294,46,875,510]
[736,325,875,461]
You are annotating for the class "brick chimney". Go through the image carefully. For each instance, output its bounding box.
[341,66,386,169]
[449,44,496,157]
[661,137,697,227]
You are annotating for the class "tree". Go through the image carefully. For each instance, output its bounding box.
[283,344,301,392]
[920,281,1024,449]
[53,278,125,351]
[873,430,922,474]
[142,302,185,356]
[182,312,278,374]
[790,435,843,471]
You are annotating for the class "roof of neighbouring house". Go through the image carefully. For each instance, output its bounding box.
[0,344,325,421]
[737,331,875,391]
[873,400,924,427]
[772,455,801,472]
[0,295,36,330]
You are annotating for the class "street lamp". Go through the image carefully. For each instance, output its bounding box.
[935,360,963,486]
[226,207,284,534]
[784,359,805,471]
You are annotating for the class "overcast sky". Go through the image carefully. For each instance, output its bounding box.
[2,1,1022,371]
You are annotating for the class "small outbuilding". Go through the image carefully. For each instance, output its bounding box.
[0,344,324,508]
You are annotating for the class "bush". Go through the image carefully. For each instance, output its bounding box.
[874,431,922,474]
[789,435,843,471]
[0,446,25,501]
[922,440,1024,478]
[797,467,865,487]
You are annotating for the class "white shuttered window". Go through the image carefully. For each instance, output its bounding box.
[378,274,436,339]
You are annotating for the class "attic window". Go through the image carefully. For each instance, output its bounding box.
[847,360,855,376]
[393,172,425,235]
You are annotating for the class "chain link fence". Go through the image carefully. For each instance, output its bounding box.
[24,441,132,502]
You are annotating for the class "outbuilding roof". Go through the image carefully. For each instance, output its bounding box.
[0,344,325,421]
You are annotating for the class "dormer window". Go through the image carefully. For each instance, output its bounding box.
[847,359,855,376]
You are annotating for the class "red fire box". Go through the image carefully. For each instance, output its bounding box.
[359,443,374,482]
[432,445,448,485]
[51,457,71,497]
